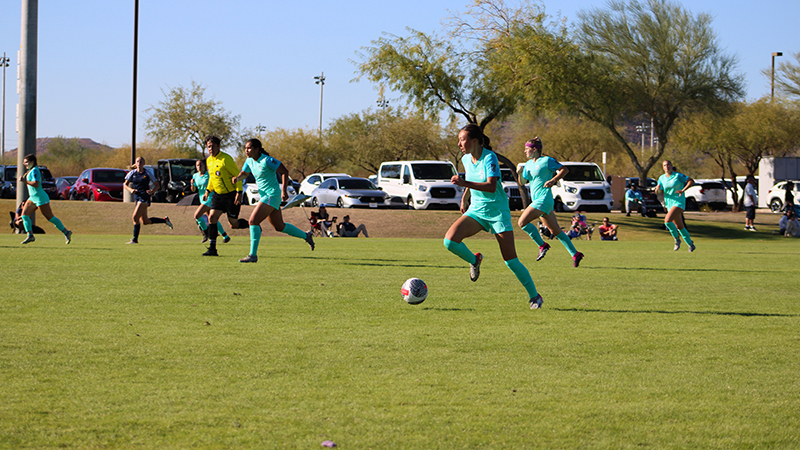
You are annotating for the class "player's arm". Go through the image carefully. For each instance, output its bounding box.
[677,177,694,195]
[277,163,290,201]
[545,166,568,188]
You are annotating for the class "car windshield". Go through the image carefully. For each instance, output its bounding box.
[700,182,724,190]
[500,169,516,182]
[338,179,377,190]
[4,167,17,180]
[168,161,197,181]
[563,165,605,182]
[411,163,455,180]
[94,170,127,183]
[39,168,55,182]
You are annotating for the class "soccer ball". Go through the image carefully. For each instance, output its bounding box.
[401,278,428,305]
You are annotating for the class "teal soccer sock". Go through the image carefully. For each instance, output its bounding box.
[196,218,208,231]
[665,222,681,241]
[521,222,545,247]
[504,258,538,298]
[281,223,307,239]
[678,227,693,246]
[48,216,66,233]
[443,239,477,265]
[555,231,578,257]
[249,225,261,256]
[22,215,32,234]
[217,221,227,236]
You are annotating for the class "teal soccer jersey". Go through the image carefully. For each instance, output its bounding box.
[657,172,689,210]
[521,156,562,213]
[242,154,282,205]
[193,172,214,207]
[26,167,50,206]
[462,149,512,234]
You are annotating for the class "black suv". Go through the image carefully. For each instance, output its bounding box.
[0,165,58,199]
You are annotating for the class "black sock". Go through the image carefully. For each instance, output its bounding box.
[237,218,249,229]
[133,224,141,241]
[208,222,218,249]
[149,217,165,224]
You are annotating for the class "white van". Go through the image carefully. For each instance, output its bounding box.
[377,160,463,209]
[517,161,613,212]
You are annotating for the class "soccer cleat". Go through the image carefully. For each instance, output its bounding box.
[470,253,483,282]
[689,243,696,252]
[744,226,751,231]
[201,235,208,244]
[305,231,315,251]
[164,216,173,230]
[529,294,543,309]
[673,240,681,251]
[64,230,72,245]
[126,239,138,244]
[572,252,584,268]
[239,254,258,263]
[202,247,218,256]
[749,227,757,232]
[223,235,231,243]
[21,234,35,244]
[536,243,550,261]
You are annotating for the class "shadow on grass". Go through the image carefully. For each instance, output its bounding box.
[420,307,476,312]
[554,307,798,318]
[587,266,771,274]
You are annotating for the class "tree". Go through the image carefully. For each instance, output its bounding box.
[144,81,241,158]
[254,128,339,181]
[38,137,101,176]
[765,51,800,100]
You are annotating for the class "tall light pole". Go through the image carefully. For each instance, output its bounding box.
[771,52,783,101]
[635,123,649,161]
[1,52,10,161]
[313,72,325,138]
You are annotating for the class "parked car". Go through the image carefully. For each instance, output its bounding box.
[71,168,128,201]
[0,164,57,199]
[310,176,389,208]
[242,172,297,206]
[55,176,78,200]
[149,158,198,203]
[298,173,350,196]
[684,179,727,210]
[766,180,800,213]
[625,177,665,216]
[377,160,463,210]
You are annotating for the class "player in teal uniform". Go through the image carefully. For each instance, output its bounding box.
[517,137,585,267]
[191,159,230,244]
[231,138,315,263]
[443,124,542,309]
[655,160,696,252]
[18,154,72,245]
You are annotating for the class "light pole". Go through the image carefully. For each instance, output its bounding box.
[771,52,783,101]
[635,122,649,161]
[377,97,389,108]
[1,52,10,161]
[313,72,325,138]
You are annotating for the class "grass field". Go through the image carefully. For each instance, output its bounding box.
[1,200,799,449]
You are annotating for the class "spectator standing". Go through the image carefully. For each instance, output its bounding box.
[743,175,758,231]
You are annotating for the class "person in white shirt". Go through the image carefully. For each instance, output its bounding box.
[743,175,758,231]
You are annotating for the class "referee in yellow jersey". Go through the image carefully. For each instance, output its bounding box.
[202,135,246,256]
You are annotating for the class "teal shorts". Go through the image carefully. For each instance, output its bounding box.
[201,191,214,208]
[528,195,554,215]
[464,208,513,235]
[664,197,686,211]
[259,192,281,209]
[29,191,50,207]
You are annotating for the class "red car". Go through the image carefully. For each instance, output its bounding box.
[71,168,127,201]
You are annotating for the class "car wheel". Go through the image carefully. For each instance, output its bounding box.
[554,197,564,212]
[87,191,94,201]
[311,196,319,207]
[337,197,345,208]
[166,193,177,203]
[406,196,415,209]
[769,198,783,213]
[686,198,698,211]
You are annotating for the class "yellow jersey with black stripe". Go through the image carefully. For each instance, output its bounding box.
[206,151,242,194]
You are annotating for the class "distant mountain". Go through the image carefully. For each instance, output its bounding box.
[5,138,114,158]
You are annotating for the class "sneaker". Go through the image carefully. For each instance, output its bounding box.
[63,230,72,244]
[21,234,35,244]
[201,235,208,244]
[689,243,696,252]
[626,212,631,217]
[529,294,543,309]
[164,216,173,230]
[126,239,138,244]
[572,252,584,268]
[744,226,751,231]
[749,227,757,232]
[470,253,483,282]
[239,254,258,263]
[305,231,315,251]
[536,243,550,261]
[673,240,681,251]
[223,235,231,243]
[202,247,218,256]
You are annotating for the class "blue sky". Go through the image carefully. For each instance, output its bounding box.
[0,0,797,151]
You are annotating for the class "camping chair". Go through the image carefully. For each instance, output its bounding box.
[309,211,337,237]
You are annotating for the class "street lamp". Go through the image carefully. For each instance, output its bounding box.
[377,97,389,108]
[635,122,649,161]
[313,72,325,138]
[0,52,10,161]
[771,52,783,101]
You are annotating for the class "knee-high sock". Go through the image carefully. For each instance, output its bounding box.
[443,238,477,265]
[22,215,32,234]
[281,223,307,239]
[196,218,208,231]
[208,221,218,248]
[216,221,227,236]
[665,222,681,241]
[249,225,261,256]
[678,227,693,246]
[505,258,538,298]
[555,231,578,257]
[148,217,165,224]
[48,216,66,233]
[521,223,545,246]
[133,224,141,241]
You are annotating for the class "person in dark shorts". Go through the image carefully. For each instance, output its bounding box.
[202,135,247,256]
[123,156,172,244]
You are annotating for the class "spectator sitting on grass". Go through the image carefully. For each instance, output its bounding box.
[779,209,800,237]
[598,217,618,241]
[337,215,369,237]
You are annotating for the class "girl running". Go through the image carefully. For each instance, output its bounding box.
[191,159,230,244]
[517,137,585,267]
[655,160,695,252]
[123,156,172,244]
[17,154,72,245]
[443,124,543,309]
[231,138,315,263]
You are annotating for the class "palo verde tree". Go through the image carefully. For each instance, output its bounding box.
[764,51,800,100]
[144,81,241,159]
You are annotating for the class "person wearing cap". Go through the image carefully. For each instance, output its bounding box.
[337,214,369,237]
[625,182,647,217]
[517,137,585,268]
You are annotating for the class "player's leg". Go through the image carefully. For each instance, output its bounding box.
[518,206,546,247]
[20,200,37,243]
[496,230,540,307]
[443,215,484,281]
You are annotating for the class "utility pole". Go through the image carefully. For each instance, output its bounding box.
[125,0,139,203]
[314,72,325,138]
[18,0,38,208]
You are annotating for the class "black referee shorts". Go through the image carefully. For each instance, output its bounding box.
[210,191,241,219]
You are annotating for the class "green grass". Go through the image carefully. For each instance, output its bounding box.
[1,228,799,449]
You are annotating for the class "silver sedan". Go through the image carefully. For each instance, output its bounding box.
[310,177,388,208]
